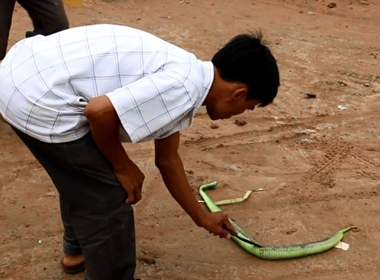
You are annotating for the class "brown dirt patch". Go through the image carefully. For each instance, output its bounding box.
[1,0,379,279]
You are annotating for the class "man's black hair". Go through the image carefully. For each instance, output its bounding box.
[211,32,280,107]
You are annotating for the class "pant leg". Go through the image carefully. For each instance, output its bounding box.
[11,127,137,280]
[60,195,83,256]
[0,0,16,60]
[17,0,69,35]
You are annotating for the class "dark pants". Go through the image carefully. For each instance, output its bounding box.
[0,0,69,59]
[12,127,137,280]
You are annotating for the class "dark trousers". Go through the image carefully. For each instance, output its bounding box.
[12,127,137,280]
[0,0,69,59]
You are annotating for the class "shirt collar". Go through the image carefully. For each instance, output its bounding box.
[192,60,214,117]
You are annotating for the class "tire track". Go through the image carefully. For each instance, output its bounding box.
[304,137,352,188]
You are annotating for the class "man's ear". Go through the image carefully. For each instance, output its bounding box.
[231,86,248,101]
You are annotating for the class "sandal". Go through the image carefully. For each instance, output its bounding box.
[60,258,85,274]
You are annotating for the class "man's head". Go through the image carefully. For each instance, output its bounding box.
[205,32,280,120]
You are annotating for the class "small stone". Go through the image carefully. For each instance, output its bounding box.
[234,119,247,126]
[210,123,219,129]
[138,256,156,265]
[327,2,337,8]
[226,165,240,172]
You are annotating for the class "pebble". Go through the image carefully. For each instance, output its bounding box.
[210,123,219,129]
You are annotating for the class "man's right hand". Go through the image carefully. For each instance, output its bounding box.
[198,211,237,238]
[114,161,145,205]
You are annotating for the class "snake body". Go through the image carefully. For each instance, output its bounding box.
[199,181,356,260]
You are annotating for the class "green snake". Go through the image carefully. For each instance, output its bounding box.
[199,181,357,260]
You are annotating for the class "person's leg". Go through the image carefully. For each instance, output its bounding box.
[12,128,136,280]
[0,0,16,60]
[59,195,83,257]
[17,0,69,36]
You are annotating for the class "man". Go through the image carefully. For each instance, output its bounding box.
[0,0,69,60]
[0,24,280,279]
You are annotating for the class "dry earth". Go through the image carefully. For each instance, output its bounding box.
[1,0,380,279]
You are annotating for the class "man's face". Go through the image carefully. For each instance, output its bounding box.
[206,98,262,120]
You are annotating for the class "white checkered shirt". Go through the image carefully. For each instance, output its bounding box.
[0,24,213,143]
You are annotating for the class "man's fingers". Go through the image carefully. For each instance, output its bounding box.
[204,212,237,238]
[125,191,135,204]
[125,187,142,204]
[209,227,230,238]
[220,227,230,238]
[223,220,237,234]
[124,185,136,204]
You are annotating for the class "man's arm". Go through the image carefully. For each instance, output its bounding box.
[84,95,145,204]
[155,132,236,237]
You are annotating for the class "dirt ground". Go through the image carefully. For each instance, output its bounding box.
[1,0,380,279]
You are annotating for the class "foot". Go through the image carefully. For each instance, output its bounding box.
[61,254,85,274]
[62,254,84,267]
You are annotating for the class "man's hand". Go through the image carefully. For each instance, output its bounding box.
[198,211,237,238]
[114,162,145,204]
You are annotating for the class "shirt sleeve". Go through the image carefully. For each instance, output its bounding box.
[106,71,200,143]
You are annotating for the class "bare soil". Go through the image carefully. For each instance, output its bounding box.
[1,0,379,279]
